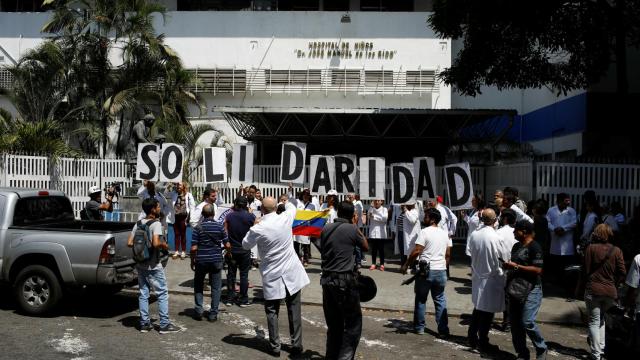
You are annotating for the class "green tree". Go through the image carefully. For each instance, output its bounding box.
[429,0,640,96]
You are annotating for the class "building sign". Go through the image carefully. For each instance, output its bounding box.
[295,41,397,60]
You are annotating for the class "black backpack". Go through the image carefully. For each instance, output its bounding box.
[132,220,157,263]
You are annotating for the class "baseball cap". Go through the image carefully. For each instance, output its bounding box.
[436,195,444,204]
[88,186,101,196]
[234,196,248,207]
[327,189,338,196]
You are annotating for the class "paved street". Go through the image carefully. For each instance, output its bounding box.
[0,287,590,360]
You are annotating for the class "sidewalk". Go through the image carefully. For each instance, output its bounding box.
[159,247,586,326]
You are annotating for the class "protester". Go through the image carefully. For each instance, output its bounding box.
[402,207,451,337]
[494,189,504,208]
[320,200,368,360]
[191,204,226,322]
[166,182,196,260]
[580,200,601,250]
[546,193,578,285]
[321,190,339,224]
[83,185,113,221]
[466,208,505,354]
[624,253,640,355]
[288,184,315,267]
[137,180,171,227]
[348,193,367,267]
[503,192,533,224]
[497,208,519,331]
[581,224,626,360]
[390,203,406,265]
[531,200,551,257]
[463,195,485,256]
[190,189,218,228]
[402,201,422,272]
[224,196,255,307]
[503,220,547,360]
[427,196,458,239]
[127,198,180,334]
[504,187,527,213]
[368,199,388,271]
[242,197,310,357]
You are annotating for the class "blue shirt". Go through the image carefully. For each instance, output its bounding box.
[192,218,225,264]
[225,209,256,254]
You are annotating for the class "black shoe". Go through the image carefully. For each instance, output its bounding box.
[501,322,511,332]
[139,323,153,333]
[289,346,303,356]
[267,348,281,358]
[192,312,203,321]
[208,315,218,322]
[479,343,500,354]
[159,323,182,334]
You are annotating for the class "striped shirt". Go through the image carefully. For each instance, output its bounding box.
[192,218,226,264]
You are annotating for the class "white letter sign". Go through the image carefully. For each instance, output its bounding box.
[359,157,385,200]
[413,157,437,200]
[280,142,306,184]
[203,147,227,183]
[232,143,254,184]
[310,155,335,195]
[136,143,159,181]
[159,143,184,182]
[391,163,415,205]
[444,162,474,210]
[334,154,357,194]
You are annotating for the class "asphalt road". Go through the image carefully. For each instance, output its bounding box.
[0,288,590,360]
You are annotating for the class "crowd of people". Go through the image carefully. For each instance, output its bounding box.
[83,181,640,359]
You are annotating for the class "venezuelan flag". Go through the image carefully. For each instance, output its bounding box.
[292,210,329,237]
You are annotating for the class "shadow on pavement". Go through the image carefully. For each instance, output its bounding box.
[383,318,413,334]
[454,286,473,295]
[546,341,590,359]
[221,333,274,357]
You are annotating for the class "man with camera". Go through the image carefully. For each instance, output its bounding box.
[83,185,114,221]
[104,182,121,221]
[401,207,451,337]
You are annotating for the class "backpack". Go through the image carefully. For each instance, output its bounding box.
[132,219,157,263]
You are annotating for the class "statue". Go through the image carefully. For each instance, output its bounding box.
[127,113,156,181]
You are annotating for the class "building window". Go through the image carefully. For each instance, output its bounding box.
[323,0,349,11]
[277,0,320,11]
[360,0,413,12]
[331,70,361,87]
[177,0,252,11]
[0,0,49,12]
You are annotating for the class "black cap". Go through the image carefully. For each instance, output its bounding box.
[514,220,534,233]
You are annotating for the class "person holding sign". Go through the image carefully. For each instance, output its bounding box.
[402,201,422,273]
[368,199,388,271]
[137,180,171,228]
[320,190,339,224]
[165,182,196,260]
[288,184,316,267]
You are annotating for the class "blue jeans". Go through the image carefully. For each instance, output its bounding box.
[509,285,547,358]
[105,205,121,221]
[194,261,223,318]
[414,269,449,334]
[138,266,170,328]
[585,294,615,360]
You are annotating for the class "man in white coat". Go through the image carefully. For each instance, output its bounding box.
[242,197,310,357]
[496,208,519,331]
[466,208,506,354]
[402,201,422,272]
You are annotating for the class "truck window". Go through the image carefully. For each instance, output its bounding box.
[13,196,75,226]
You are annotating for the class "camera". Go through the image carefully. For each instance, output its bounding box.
[104,182,122,197]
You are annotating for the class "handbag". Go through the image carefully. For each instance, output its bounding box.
[506,276,534,303]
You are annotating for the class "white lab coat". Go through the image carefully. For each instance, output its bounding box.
[367,206,388,239]
[436,203,458,237]
[464,210,481,256]
[390,204,402,255]
[467,226,506,313]
[546,205,577,256]
[164,191,196,224]
[511,204,534,224]
[496,225,519,261]
[403,208,421,255]
[320,203,337,224]
[242,202,310,300]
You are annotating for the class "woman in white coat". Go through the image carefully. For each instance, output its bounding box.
[402,201,422,270]
[368,199,389,271]
[165,182,196,259]
[288,185,316,267]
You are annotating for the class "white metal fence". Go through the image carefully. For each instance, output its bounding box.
[2,153,639,226]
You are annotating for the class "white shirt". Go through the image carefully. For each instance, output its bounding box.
[190,201,218,228]
[467,226,506,313]
[511,204,534,224]
[496,225,519,261]
[249,198,262,219]
[464,210,481,256]
[546,205,577,256]
[602,214,620,233]
[320,203,337,224]
[242,202,310,300]
[402,208,421,256]
[625,254,640,314]
[164,191,196,224]
[367,206,388,239]
[415,226,451,271]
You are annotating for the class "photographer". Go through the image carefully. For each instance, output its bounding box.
[84,185,113,221]
[401,207,451,337]
[104,183,121,222]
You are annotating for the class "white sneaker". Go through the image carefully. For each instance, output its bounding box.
[180,251,186,259]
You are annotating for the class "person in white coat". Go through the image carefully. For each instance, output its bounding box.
[466,208,506,354]
[496,208,519,331]
[403,201,422,273]
[367,199,389,271]
[288,184,316,267]
[242,197,310,357]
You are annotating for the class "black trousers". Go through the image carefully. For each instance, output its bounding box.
[264,289,302,352]
[293,242,311,262]
[468,308,495,347]
[370,238,385,265]
[322,284,362,360]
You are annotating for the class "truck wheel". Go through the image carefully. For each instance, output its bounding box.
[14,265,63,315]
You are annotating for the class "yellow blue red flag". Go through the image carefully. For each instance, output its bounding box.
[292,210,329,237]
